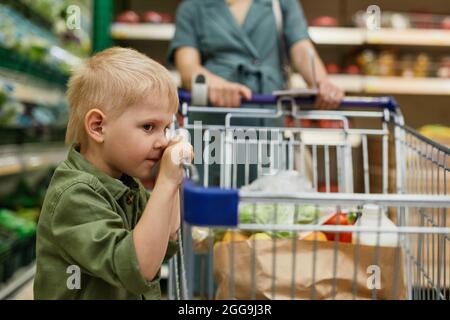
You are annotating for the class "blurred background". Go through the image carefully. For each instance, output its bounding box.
[0,0,449,299]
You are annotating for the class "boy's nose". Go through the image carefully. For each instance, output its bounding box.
[154,131,169,149]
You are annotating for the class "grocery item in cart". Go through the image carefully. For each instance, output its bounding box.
[214,239,406,299]
[352,204,399,247]
[240,170,314,194]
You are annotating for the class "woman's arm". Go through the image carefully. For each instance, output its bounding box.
[175,47,252,107]
[290,39,344,109]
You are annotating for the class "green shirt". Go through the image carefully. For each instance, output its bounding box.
[168,0,310,126]
[34,146,178,300]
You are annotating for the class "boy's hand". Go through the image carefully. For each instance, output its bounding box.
[158,135,194,187]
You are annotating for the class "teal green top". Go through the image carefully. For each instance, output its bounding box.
[168,0,309,126]
[34,146,178,300]
[169,0,309,94]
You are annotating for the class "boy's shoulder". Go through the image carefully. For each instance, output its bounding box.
[49,159,101,194]
[41,159,104,214]
[43,157,149,215]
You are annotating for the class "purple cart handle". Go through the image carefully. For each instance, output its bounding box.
[178,90,398,111]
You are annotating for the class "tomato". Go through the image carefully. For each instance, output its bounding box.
[326,63,340,74]
[323,212,353,243]
[116,10,140,23]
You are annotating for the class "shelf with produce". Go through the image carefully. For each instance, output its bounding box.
[0,46,69,87]
[0,68,65,106]
[0,143,67,177]
[111,23,450,47]
[0,1,88,89]
[1,0,92,58]
[0,0,53,33]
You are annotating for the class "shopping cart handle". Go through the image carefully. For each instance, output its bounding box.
[182,179,239,227]
[178,90,398,111]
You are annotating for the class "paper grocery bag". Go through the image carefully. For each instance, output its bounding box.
[214,239,406,300]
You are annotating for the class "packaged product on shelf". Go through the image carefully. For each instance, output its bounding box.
[437,56,450,78]
[413,53,431,77]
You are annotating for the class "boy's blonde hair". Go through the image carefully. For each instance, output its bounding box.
[66,47,178,146]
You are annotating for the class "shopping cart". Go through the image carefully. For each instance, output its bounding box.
[168,90,450,300]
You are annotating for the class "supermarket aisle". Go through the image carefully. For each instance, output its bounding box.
[1,0,449,302]
[0,0,91,300]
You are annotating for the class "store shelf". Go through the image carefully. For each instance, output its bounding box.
[291,74,450,95]
[8,80,64,105]
[0,68,65,105]
[111,23,175,40]
[363,76,450,95]
[365,28,450,47]
[290,74,363,93]
[0,143,67,177]
[309,27,365,45]
[0,47,69,87]
[111,23,450,47]
[311,27,450,47]
[1,0,53,32]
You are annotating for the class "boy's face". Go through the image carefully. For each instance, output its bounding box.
[101,94,173,180]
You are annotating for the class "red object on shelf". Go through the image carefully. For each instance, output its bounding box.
[116,10,140,23]
[300,119,314,128]
[318,184,339,193]
[326,63,340,74]
[142,11,173,23]
[345,64,360,75]
[285,117,315,128]
[318,119,352,129]
[319,120,341,129]
[412,12,434,29]
[310,16,338,27]
[285,116,295,127]
[441,17,450,30]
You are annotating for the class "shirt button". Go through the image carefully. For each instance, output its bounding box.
[126,193,134,204]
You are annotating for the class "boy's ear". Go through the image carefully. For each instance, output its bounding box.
[84,108,106,143]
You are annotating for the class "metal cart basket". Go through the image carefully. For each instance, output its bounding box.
[169,92,450,300]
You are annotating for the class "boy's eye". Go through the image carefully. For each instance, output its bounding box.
[143,124,153,131]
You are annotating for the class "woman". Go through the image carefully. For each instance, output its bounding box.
[168,0,344,111]
[168,0,342,186]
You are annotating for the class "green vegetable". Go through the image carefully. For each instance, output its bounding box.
[238,204,320,239]
[0,209,36,238]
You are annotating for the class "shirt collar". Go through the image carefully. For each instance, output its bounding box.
[67,145,139,200]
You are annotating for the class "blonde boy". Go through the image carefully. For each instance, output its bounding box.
[34,47,192,299]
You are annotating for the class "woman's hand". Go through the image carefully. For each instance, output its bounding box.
[208,77,252,108]
[314,79,344,110]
